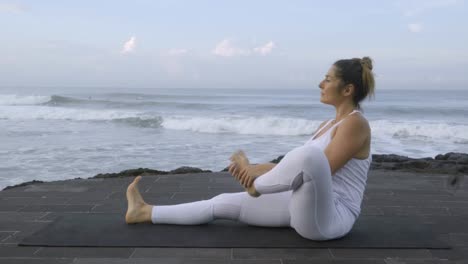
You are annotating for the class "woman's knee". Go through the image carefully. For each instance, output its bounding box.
[297,145,330,178]
[210,192,246,221]
[290,144,323,162]
[210,192,245,204]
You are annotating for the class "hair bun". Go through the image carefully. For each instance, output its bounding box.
[361,57,373,71]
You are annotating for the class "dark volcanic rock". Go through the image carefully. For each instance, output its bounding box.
[270,155,285,164]
[372,154,411,163]
[92,168,169,178]
[435,152,468,163]
[370,153,468,174]
[169,166,212,174]
[401,160,430,169]
[91,166,212,179]
[3,180,45,190]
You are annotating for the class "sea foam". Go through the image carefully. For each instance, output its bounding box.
[0,105,142,121]
[1,104,467,143]
[0,94,51,105]
[371,120,468,144]
[161,115,322,136]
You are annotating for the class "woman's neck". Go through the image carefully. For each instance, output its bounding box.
[333,104,357,123]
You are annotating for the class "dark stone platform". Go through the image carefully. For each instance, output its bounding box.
[1,169,467,263]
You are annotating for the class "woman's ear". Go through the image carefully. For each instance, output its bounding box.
[343,84,355,96]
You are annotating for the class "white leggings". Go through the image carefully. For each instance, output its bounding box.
[151,145,356,240]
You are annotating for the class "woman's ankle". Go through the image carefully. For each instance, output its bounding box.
[144,204,153,222]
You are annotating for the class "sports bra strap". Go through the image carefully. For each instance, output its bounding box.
[311,110,361,139]
[331,110,360,126]
[311,119,334,138]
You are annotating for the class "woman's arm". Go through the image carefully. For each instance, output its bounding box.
[324,114,370,175]
[229,162,276,187]
[249,163,276,176]
[240,162,276,188]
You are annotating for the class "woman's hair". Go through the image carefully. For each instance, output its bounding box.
[333,57,375,109]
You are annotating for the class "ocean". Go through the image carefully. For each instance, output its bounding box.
[1,88,467,190]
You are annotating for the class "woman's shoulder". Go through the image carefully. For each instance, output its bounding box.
[341,112,370,134]
[330,112,369,138]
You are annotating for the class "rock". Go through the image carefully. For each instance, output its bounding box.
[372,154,412,163]
[3,180,45,191]
[270,155,284,164]
[90,166,212,179]
[435,152,468,164]
[370,163,397,170]
[402,160,430,170]
[91,168,168,179]
[457,165,468,173]
[371,153,468,175]
[169,166,212,174]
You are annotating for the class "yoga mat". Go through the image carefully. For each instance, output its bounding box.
[19,213,449,249]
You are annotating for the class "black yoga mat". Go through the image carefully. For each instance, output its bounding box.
[19,213,449,249]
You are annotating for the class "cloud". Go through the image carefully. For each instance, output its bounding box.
[121,36,136,54]
[0,3,25,13]
[213,39,276,57]
[408,23,423,33]
[397,0,463,17]
[254,41,275,55]
[212,39,249,57]
[167,48,190,56]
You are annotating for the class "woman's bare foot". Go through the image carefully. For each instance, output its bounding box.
[125,176,153,224]
[229,150,261,197]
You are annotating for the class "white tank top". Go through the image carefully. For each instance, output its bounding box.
[304,110,372,218]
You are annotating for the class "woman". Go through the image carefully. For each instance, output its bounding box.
[125,57,375,241]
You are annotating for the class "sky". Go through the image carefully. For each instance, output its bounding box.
[1,0,467,91]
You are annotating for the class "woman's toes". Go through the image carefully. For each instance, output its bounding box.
[240,174,246,186]
[230,150,248,166]
[229,164,239,178]
[247,177,254,187]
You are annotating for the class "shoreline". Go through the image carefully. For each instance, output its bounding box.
[2,152,467,191]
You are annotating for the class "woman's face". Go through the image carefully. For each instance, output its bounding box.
[318,66,343,105]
